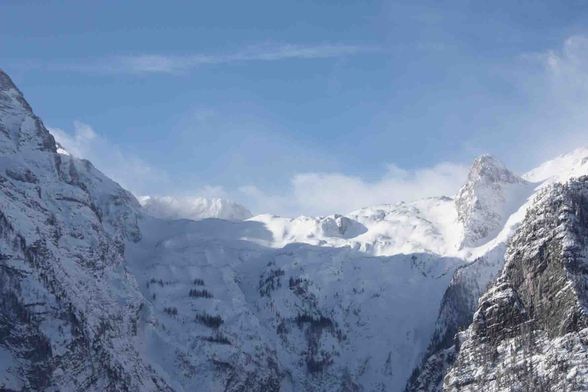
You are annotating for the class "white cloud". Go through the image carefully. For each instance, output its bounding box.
[239,162,469,217]
[238,184,293,216]
[49,121,169,194]
[508,35,588,166]
[139,195,252,221]
[63,43,378,74]
[534,35,588,109]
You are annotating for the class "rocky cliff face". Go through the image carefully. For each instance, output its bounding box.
[404,244,507,392]
[0,70,169,391]
[407,175,588,392]
[444,178,588,391]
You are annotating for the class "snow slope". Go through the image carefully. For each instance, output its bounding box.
[523,146,588,183]
[248,197,461,257]
[125,216,462,391]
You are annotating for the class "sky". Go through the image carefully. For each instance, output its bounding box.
[3,0,588,216]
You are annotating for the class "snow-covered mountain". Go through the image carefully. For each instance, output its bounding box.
[2,68,588,391]
[139,195,252,221]
[454,155,533,248]
[247,156,536,259]
[0,69,166,391]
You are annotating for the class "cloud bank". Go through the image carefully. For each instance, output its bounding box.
[239,163,469,216]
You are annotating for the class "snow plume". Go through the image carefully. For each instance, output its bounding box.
[49,121,168,195]
[240,162,469,217]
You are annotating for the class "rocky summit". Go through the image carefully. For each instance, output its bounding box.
[2,69,588,391]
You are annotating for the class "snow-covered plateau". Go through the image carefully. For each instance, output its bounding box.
[1,68,588,391]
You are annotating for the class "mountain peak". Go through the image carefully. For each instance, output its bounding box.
[473,153,499,164]
[467,154,521,185]
[0,69,33,112]
[0,69,55,153]
[456,155,531,248]
[0,69,17,89]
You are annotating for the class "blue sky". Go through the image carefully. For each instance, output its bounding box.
[3,1,588,215]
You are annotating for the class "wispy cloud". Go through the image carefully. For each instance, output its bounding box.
[49,121,169,194]
[238,162,469,216]
[62,43,379,74]
[507,34,588,166]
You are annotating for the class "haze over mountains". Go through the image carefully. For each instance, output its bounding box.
[1,68,588,391]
